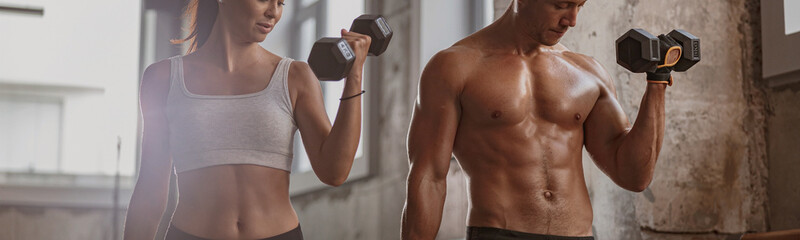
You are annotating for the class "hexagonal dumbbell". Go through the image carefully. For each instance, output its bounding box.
[308,38,356,81]
[308,14,393,81]
[350,15,393,56]
[616,28,661,73]
[616,28,701,73]
[667,29,701,72]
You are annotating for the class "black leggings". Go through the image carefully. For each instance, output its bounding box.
[467,226,594,240]
[165,224,303,240]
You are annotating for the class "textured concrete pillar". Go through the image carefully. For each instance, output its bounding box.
[767,87,800,230]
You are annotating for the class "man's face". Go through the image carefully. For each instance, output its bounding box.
[518,0,586,46]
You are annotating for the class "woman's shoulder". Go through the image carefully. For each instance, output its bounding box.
[288,60,312,75]
[140,58,175,97]
[287,60,317,84]
[285,59,322,101]
[144,58,173,77]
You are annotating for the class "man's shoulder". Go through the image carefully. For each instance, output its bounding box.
[418,46,483,94]
[548,44,597,66]
[431,45,483,66]
[552,45,593,66]
[558,50,612,84]
[423,45,482,79]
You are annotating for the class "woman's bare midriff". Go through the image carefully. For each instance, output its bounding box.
[170,164,298,239]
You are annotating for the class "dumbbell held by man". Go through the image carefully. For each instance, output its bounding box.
[616,28,701,85]
[308,14,393,81]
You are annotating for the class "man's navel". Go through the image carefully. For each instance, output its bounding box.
[544,190,554,200]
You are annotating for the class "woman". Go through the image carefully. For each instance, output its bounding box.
[123,0,371,239]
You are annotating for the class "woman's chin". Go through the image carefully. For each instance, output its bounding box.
[251,34,268,43]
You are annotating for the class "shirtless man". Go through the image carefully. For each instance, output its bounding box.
[402,0,667,239]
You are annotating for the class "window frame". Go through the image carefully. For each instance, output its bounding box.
[0,84,137,208]
[762,0,800,87]
[0,90,64,174]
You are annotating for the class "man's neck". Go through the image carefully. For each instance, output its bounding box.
[194,17,264,73]
[486,9,552,56]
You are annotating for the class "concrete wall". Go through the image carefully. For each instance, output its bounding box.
[563,0,769,239]
[0,206,124,240]
[493,1,799,240]
[767,84,800,231]
[589,1,770,238]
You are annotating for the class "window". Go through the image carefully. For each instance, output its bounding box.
[0,94,62,173]
[761,0,800,87]
[260,0,370,194]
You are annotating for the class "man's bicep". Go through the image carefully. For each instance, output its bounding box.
[407,101,458,179]
[407,54,463,179]
[583,76,630,173]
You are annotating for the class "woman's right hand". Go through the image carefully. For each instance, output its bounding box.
[340,29,372,78]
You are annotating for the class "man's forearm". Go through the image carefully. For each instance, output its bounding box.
[402,175,447,239]
[616,83,666,191]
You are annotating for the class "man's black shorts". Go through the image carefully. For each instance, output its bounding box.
[467,226,595,240]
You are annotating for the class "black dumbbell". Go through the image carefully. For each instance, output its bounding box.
[351,15,393,56]
[308,15,393,81]
[308,38,356,81]
[616,28,660,73]
[616,28,701,73]
[667,29,700,72]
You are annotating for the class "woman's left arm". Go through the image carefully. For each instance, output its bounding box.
[289,30,371,186]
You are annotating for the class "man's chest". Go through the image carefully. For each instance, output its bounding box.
[459,59,601,128]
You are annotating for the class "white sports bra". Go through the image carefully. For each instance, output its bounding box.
[165,55,297,173]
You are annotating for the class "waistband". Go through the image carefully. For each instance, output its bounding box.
[467,226,594,240]
[165,224,302,240]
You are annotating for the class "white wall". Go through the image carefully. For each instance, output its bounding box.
[0,0,141,176]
